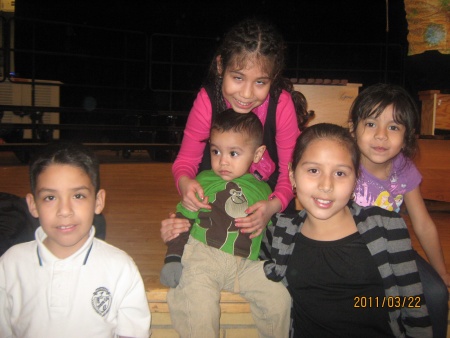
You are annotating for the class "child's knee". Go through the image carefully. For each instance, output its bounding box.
[270,283,291,311]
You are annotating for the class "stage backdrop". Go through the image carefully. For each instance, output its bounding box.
[404,0,450,55]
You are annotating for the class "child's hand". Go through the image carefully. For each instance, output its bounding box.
[441,272,450,288]
[160,213,191,243]
[179,176,211,211]
[235,199,281,239]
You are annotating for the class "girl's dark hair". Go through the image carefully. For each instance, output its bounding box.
[29,141,100,194]
[292,123,360,178]
[211,108,264,146]
[205,18,311,129]
[349,83,419,159]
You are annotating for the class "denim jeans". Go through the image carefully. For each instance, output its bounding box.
[415,251,449,338]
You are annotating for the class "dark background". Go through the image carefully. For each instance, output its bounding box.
[16,0,404,43]
[15,0,449,93]
[4,0,449,147]
[11,1,409,100]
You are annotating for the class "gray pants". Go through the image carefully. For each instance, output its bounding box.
[168,237,291,338]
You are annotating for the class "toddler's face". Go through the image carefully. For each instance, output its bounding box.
[26,164,105,259]
[209,129,264,181]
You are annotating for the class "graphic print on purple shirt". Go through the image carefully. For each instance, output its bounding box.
[354,154,422,212]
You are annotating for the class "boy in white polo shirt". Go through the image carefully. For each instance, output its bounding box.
[0,141,151,338]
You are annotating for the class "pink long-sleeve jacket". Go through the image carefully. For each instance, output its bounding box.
[172,87,300,211]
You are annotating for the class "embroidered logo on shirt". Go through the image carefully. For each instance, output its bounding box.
[92,287,112,316]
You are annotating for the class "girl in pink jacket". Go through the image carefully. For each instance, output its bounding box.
[171,18,311,239]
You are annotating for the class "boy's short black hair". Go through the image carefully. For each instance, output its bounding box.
[212,109,264,146]
[29,141,100,194]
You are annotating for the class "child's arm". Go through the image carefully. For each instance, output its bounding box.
[261,213,299,284]
[116,262,151,338]
[160,211,194,288]
[0,262,12,338]
[383,214,432,337]
[404,187,450,286]
[163,213,191,262]
[160,231,190,288]
[160,212,191,243]
[271,91,301,210]
[172,89,213,211]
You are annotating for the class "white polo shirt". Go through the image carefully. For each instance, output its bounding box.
[0,226,151,338]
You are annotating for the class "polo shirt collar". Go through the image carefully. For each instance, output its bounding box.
[35,226,96,266]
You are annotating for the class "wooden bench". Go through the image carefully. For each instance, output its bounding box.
[148,289,258,337]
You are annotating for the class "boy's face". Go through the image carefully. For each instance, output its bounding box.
[26,164,105,259]
[210,129,265,181]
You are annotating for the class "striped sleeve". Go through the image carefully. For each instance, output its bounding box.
[263,212,304,285]
[355,204,432,337]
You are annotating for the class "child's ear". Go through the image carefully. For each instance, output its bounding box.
[288,163,295,187]
[253,145,266,163]
[94,189,106,215]
[26,193,39,218]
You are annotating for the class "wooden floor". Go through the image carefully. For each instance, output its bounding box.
[0,154,449,294]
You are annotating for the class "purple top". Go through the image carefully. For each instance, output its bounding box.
[354,153,422,212]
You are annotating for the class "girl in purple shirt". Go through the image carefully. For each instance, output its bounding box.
[350,83,449,338]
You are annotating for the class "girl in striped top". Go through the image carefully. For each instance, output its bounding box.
[262,123,431,337]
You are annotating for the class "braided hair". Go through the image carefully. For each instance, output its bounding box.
[204,18,311,129]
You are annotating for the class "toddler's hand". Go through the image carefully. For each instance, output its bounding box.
[179,176,210,211]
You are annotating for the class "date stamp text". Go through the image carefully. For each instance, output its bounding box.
[354,296,421,308]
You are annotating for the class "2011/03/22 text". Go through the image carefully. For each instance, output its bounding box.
[354,296,421,308]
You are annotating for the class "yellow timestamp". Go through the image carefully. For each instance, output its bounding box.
[354,296,421,308]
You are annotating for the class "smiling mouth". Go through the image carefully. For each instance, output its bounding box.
[57,224,76,230]
[315,198,331,204]
[235,98,253,107]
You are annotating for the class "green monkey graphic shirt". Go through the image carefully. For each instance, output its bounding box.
[177,170,272,260]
